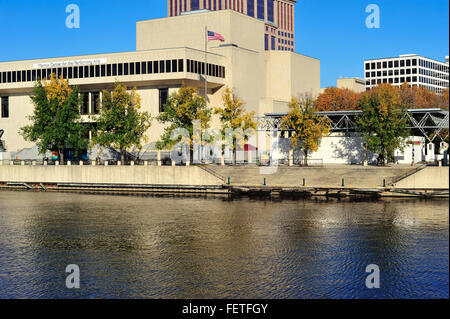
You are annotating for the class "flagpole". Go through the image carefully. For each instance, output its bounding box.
[204,25,208,104]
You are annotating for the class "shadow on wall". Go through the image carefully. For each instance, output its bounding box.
[330,135,377,164]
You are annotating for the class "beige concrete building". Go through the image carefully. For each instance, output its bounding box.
[0,9,320,155]
[337,77,366,93]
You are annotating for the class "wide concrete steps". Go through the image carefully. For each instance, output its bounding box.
[207,165,414,188]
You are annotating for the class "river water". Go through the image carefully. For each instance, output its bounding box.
[0,191,448,299]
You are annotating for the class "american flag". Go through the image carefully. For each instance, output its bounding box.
[207,31,225,42]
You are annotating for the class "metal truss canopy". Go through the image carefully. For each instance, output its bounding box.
[257,108,449,143]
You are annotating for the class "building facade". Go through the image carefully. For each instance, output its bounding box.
[337,77,366,93]
[364,54,449,94]
[167,0,296,51]
[0,9,319,155]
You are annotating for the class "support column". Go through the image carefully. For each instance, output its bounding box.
[157,150,162,166]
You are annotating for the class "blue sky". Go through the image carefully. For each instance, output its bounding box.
[0,0,448,87]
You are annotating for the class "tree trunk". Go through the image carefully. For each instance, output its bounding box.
[190,139,194,164]
[59,150,64,165]
[120,149,125,164]
[304,149,308,167]
[232,137,237,166]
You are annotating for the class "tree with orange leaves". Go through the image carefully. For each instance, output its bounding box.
[315,87,361,111]
[399,83,449,110]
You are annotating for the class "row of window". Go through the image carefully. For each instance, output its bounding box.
[366,68,418,78]
[186,59,226,78]
[279,46,293,52]
[366,68,449,83]
[419,68,449,80]
[419,76,449,88]
[278,31,293,39]
[1,96,8,118]
[278,38,293,45]
[418,59,448,73]
[367,76,418,85]
[366,59,417,70]
[366,58,449,74]
[0,87,172,120]
[0,59,211,84]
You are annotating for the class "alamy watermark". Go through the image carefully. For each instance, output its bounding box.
[365,264,380,289]
[66,4,80,29]
[366,4,380,29]
[65,264,80,289]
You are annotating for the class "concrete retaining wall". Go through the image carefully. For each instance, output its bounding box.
[0,165,223,186]
[394,167,449,189]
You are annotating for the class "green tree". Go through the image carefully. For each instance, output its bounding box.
[20,74,87,164]
[214,87,258,165]
[156,87,211,163]
[92,83,152,163]
[358,84,410,165]
[280,95,330,166]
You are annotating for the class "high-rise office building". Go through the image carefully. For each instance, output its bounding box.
[364,54,449,94]
[167,0,296,51]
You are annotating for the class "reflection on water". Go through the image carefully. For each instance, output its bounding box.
[0,191,448,299]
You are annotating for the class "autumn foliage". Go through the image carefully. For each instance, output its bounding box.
[315,87,361,111]
[315,84,449,111]
[281,95,330,166]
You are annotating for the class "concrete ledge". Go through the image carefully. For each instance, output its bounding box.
[393,167,449,189]
[0,166,223,186]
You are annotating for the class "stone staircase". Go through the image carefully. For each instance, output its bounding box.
[206,165,414,188]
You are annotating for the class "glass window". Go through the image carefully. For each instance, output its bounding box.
[112,64,117,76]
[95,65,100,77]
[142,62,147,74]
[271,36,275,50]
[159,88,168,113]
[394,61,399,68]
[264,34,269,51]
[118,64,123,76]
[67,68,72,79]
[91,92,100,114]
[247,0,254,17]
[90,66,95,77]
[107,65,111,76]
[1,96,9,118]
[178,59,183,72]
[160,60,165,73]
[166,60,171,73]
[191,0,199,10]
[130,63,135,75]
[81,93,89,115]
[148,61,153,74]
[32,70,36,81]
[136,62,141,74]
[74,67,78,79]
[257,0,264,19]
[79,66,84,78]
[101,65,106,76]
[366,63,370,70]
[383,62,387,68]
[124,63,129,75]
[388,61,393,68]
[267,0,274,22]
[400,60,405,67]
[154,61,159,73]
[172,59,177,72]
